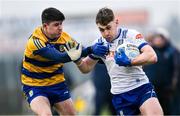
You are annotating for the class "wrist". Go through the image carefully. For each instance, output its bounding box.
[128,59,132,66]
[75,58,83,66]
[81,46,93,57]
[73,57,81,62]
[89,54,100,60]
[87,46,93,54]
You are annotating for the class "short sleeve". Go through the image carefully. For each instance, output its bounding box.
[126,29,148,50]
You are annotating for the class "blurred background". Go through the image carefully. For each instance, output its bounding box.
[0,0,180,115]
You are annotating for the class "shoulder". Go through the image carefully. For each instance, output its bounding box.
[119,28,143,39]
[31,26,47,43]
[126,29,144,39]
[59,31,76,43]
[27,36,46,50]
[61,31,71,38]
[92,37,105,45]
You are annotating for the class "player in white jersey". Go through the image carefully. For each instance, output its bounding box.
[66,7,163,115]
[95,28,151,95]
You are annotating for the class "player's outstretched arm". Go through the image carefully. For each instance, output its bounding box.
[34,47,74,63]
[80,42,109,58]
[131,45,157,66]
[63,41,108,73]
[75,56,99,73]
[30,38,78,63]
[74,42,109,73]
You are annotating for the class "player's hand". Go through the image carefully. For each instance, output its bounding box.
[114,49,131,66]
[64,43,82,61]
[91,42,109,57]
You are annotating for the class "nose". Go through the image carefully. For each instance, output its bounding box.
[58,24,63,30]
[104,30,110,36]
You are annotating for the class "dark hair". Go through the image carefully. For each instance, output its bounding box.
[96,7,114,26]
[41,7,65,24]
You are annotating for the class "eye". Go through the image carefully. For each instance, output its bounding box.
[99,28,105,32]
[54,23,60,26]
[106,26,111,30]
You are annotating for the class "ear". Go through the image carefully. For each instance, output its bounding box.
[115,18,119,25]
[42,23,48,28]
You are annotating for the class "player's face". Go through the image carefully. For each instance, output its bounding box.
[43,21,63,39]
[97,19,118,42]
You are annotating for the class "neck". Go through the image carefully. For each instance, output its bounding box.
[41,27,54,39]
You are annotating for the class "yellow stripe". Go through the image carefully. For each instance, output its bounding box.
[21,74,65,86]
[23,61,63,73]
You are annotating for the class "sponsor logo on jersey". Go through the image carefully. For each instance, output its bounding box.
[127,44,137,48]
[136,34,143,39]
[118,39,124,45]
[29,90,33,97]
[59,45,65,52]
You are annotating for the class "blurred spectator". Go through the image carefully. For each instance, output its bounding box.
[91,60,116,115]
[144,27,180,115]
[171,49,180,115]
[144,29,154,46]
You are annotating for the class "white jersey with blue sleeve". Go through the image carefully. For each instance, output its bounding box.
[92,28,149,94]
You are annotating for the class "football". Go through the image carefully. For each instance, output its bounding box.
[116,43,140,60]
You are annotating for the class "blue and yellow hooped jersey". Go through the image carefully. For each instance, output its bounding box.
[21,26,74,86]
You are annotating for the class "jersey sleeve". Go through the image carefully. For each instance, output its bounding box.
[27,37,46,52]
[126,29,148,50]
[27,36,72,62]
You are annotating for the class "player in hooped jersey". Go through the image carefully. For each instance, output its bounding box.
[21,7,109,115]
[67,7,163,115]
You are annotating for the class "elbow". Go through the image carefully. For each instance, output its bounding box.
[79,68,91,74]
[81,70,91,74]
[150,54,158,64]
[154,55,158,63]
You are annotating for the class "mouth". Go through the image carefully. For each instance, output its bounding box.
[105,36,112,42]
[58,30,62,35]
[55,33,61,38]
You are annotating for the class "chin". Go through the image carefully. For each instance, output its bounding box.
[105,37,112,42]
[56,34,61,38]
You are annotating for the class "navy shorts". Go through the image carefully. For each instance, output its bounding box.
[22,82,71,106]
[112,83,157,115]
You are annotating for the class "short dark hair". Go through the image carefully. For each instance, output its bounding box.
[41,7,65,24]
[96,7,114,26]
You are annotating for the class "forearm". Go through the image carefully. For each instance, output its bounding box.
[75,56,98,73]
[131,50,157,66]
[130,45,158,66]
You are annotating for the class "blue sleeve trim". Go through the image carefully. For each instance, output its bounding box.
[81,46,92,57]
[89,54,100,60]
[138,42,148,50]
[21,66,63,79]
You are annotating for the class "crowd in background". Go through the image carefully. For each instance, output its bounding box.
[144,28,180,115]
